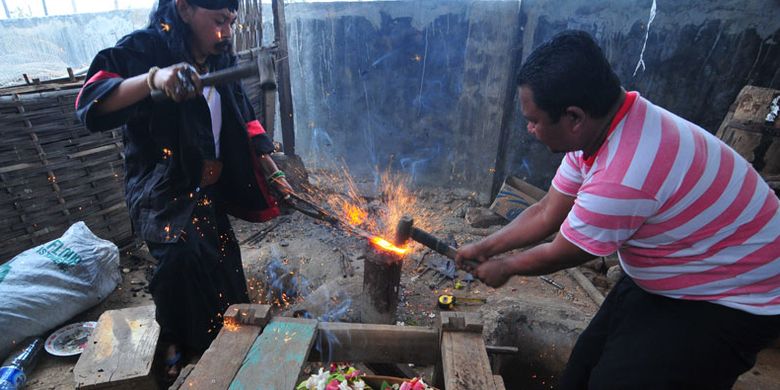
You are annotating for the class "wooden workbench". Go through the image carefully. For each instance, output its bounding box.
[172,304,505,390]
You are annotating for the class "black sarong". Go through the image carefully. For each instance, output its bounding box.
[146,189,249,352]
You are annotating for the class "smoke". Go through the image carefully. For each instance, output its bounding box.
[262,246,311,306]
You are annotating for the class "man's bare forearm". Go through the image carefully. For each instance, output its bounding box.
[472,187,575,258]
[504,239,594,276]
[477,202,552,257]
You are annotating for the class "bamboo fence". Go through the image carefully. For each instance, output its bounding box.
[0,87,132,262]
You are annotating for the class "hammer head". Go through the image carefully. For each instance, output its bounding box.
[394,215,414,246]
[256,50,277,91]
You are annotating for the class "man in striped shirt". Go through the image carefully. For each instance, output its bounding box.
[457,30,780,389]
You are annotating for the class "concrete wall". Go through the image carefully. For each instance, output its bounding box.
[502,0,780,190]
[283,1,521,198]
[281,0,780,196]
[2,1,778,198]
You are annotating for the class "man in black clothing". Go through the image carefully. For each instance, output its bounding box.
[76,0,292,379]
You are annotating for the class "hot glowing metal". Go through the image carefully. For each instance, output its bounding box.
[369,236,407,256]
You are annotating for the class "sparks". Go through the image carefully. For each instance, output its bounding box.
[344,203,367,226]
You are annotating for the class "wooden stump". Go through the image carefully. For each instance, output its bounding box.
[361,243,403,324]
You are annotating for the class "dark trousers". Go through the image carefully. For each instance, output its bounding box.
[147,191,249,352]
[560,276,780,390]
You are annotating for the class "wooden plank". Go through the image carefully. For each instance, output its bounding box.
[493,375,506,390]
[183,304,271,390]
[437,312,496,390]
[169,364,196,390]
[229,317,317,390]
[441,332,495,390]
[440,311,484,333]
[74,305,160,390]
[505,175,546,202]
[272,0,296,156]
[311,322,439,365]
[490,37,524,201]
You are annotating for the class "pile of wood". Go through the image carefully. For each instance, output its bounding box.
[716,85,780,196]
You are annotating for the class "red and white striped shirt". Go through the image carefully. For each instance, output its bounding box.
[553,92,780,315]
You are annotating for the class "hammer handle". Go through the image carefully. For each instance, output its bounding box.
[150,62,264,102]
[201,62,257,86]
[410,228,480,268]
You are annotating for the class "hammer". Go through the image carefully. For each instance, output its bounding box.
[395,215,480,269]
[151,48,276,102]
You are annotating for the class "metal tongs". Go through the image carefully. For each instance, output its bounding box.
[283,192,372,240]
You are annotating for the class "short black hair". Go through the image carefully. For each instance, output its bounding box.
[517,30,621,122]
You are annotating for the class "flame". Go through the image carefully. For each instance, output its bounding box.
[217,30,222,40]
[370,236,407,255]
[304,165,442,257]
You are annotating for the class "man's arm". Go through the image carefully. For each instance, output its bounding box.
[457,186,576,262]
[93,73,152,114]
[474,233,596,287]
[94,64,202,114]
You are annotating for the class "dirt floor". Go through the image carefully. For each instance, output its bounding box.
[21,176,780,389]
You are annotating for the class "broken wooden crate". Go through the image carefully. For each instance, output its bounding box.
[173,304,506,390]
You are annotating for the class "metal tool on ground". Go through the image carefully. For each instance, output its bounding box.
[437,294,487,310]
[539,275,565,290]
[151,48,276,102]
[395,216,480,269]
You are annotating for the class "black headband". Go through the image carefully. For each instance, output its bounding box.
[188,0,238,11]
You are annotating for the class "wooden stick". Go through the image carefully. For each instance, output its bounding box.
[567,268,605,306]
[272,0,296,156]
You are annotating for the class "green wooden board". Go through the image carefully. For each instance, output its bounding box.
[229,317,318,390]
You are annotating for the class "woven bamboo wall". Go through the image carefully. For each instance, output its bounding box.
[235,0,264,52]
[0,89,132,262]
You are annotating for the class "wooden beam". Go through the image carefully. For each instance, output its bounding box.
[310,322,439,365]
[490,47,523,202]
[229,317,318,390]
[493,375,507,390]
[272,0,296,156]
[438,313,496,390]
[183,305,270,390]
[567,268,605,305]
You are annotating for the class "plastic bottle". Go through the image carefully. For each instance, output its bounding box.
[0,337,44,390]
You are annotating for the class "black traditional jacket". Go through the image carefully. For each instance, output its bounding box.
[76,27,279,243]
